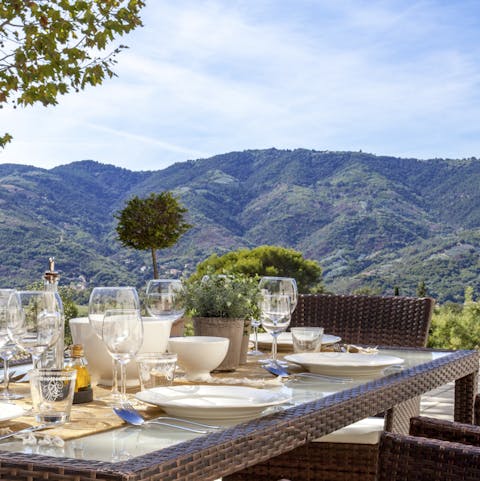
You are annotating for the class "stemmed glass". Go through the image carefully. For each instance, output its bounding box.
[258,276,297,364]
[248,316,263,356]
[88,286,140,401]
[259,294,291,365]
[102,308,143,402]
[145,279,184,322]
[258,277,298,314]
[8,291,63,369]
[0,289,23,400]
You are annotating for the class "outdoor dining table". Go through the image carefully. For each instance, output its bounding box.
[0,346,478,481]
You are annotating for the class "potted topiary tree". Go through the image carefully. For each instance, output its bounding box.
[181,273,260,371]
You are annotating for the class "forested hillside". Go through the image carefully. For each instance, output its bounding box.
[1,149,479,302]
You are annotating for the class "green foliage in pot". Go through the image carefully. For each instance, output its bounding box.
[182,273,261,320]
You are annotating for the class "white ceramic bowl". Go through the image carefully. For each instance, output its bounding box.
[69,317,173,386]
[167,336,229,381]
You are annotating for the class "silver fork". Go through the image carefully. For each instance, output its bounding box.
[113,403,222,434]
[0,421,65,442]
[263,363,352,383]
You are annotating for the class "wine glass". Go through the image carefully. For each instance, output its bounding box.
[258,276,297,363]
[259,294,291,365]
[145,279,184,322]
[102,308,143,402]
[8,291,62,369]
[0,289,23,400]
[88,286,140,400]
[248,315,264,356]
[258,276,298,314]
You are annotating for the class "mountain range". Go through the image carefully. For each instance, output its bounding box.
[1,148,479,303]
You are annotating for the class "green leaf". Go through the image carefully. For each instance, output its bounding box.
[1,0,146,148]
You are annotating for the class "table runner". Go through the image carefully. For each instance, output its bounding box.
[0,359,284,441]
[1,383,137,441]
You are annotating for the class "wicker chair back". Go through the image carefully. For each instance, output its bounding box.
[290,294,434,347]
[377,415,480,481]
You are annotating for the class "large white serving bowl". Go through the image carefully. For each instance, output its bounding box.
[69,317,173,386]
[167,336,229,381]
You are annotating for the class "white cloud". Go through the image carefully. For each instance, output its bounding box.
[88,123,207,157]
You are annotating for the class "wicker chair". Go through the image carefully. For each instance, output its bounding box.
[224,294,435,481]
[289,293,434,346]
[377,414,480,481]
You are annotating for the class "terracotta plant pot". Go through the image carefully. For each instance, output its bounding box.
[192,317,244,371]
[171,317,185,337]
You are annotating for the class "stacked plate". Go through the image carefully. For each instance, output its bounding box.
[136,385,291,421]
[284,352,404,378]
[0,404,27,422]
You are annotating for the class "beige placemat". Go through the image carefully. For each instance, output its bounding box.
[0,384,164,441]
[1,359,284,441]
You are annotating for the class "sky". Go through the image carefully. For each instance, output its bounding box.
[2,0,480,172]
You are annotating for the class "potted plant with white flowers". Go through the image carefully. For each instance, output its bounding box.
[181,273,261,370]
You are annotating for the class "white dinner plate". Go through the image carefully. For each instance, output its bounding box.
[284,352,404,378]
[135,385,291,421]
[0,403,28,422]
[252,332,341,351]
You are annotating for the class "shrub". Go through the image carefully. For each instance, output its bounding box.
[428,287,480,350]
[192,245,323,293]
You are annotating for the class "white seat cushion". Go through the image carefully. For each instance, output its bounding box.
[313,417,385,444]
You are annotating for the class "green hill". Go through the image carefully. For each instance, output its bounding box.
[1,150,479,302]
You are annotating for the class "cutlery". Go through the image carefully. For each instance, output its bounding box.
[263,362,353,383]
[113,404,221,434]
[0,421,64,442]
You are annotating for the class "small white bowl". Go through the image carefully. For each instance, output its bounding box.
[168,336,229,381]
[69,317,173,386]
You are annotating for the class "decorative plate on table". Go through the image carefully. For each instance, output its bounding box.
[284,352,404,378]
[252,332,341,351]
[135,385,291,421]
[0,403,28,422]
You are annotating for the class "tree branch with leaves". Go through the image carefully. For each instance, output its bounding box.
[0,0,145,147]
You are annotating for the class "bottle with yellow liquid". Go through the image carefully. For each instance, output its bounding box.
[69,344,93,403]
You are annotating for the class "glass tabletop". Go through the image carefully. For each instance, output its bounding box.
[0,348,454,462]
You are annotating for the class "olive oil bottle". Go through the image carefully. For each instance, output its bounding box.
[69,344,93,403]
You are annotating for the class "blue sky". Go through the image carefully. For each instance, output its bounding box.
[2,0,480,171]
